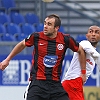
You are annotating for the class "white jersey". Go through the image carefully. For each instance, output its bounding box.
[62,40,100,83]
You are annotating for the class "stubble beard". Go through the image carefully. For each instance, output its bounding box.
[47,33,53,36]
[90,41,98,47]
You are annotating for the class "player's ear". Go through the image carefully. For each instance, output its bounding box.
[56,26,59,31]
[86,34,88,39]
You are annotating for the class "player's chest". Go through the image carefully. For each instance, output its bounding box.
[35,40,66,55]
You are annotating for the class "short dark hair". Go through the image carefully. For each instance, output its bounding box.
[47,14,61,28]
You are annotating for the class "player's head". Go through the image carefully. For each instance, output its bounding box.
[46,14,61,27]
[43,14,61,38]
[86,25,100,47]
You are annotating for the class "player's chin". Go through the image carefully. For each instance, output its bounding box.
[44,31,48,35]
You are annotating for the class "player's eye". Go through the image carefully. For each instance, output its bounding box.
[95,30,99,34]
[89,30,92,33]
[48,22,52,26]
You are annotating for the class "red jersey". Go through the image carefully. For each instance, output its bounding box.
[25,32,79,81]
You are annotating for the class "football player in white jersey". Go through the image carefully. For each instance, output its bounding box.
[61,25,100,100]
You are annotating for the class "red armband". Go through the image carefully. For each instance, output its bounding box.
[81,69,86,74]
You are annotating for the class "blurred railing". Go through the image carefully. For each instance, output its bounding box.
[0,41,33,55]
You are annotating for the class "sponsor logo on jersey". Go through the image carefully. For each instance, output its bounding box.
[43,55,58,68]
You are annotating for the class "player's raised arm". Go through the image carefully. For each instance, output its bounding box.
[0,39,26,70]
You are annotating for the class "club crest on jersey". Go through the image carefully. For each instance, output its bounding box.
[43,55,58,68]
[57,44,64,50]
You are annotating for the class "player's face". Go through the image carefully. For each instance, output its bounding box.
[43,17,59,38]
[86,26,100,46]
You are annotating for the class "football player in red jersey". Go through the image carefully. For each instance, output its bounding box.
[0,14,86,100]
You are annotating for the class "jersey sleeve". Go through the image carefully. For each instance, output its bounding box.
[25,34,34,47]
[68,36,79,52]
[80,40,99,57]
[80,40,100,71]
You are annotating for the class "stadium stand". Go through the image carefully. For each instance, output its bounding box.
[25,13,40,25]
[0,12,11,25]
[10,12,25,25]
[0,0,100,53]
[0,7,6,13]
[2,33,16,41]
[1,0,16,10]
[76,34,87,42]
[59,25,65,33]
[0,23,6,41]
[36,23,44,32]
[0,23,6,33]
[6,23,22,41]
[1,0,19,13]
[6,23,21,35]
[21,23,36,36]
[16,33,27,41]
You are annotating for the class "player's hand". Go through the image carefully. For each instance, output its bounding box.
[80,74,86,85]
[0,59,9,70]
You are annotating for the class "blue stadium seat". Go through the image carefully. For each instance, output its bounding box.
[16,33,27,41]
[0,7,6,13]
[6,23,23,41]
[6,23,21,35]
[2,33,16,41]
[0,23,6,34]
[0,12,11,25]
[11,13,25,25]
[25,13,39,25]
[21,23,36,36]
[58,25,65,33]
[9,9,19,15]
[0,37,2,41]
[0,24,6,41]
[36,23,44,32]
[1,0,19,16]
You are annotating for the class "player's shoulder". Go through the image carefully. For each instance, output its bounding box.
[80,40,90,44]
[63,33,70,37]
[80,40,92,48]
[63,33,70,36]
[62,33,73,39]
[58,32,70,39]
[32,32,41,37]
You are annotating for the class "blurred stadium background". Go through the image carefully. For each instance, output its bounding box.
[0,0,100,100]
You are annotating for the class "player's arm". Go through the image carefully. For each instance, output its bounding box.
[77,44,86,84]
[0,39,26,70]
[68,36,86,83]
